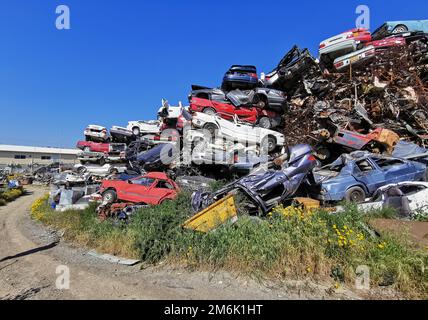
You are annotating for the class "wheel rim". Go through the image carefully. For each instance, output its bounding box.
[133,128,140,136]
[104,193,113,202]
[268,138,275,151]
[351,191,363,202]
[259,118,271,129]
[204,124,217,136]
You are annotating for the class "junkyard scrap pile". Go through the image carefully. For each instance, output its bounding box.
[282,32,428,149]
[40,20,428,223]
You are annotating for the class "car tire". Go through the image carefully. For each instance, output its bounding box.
[261,135,277,153]
[203,108,216,116]
[258,117,271,129]
[99,158,106,166]
[102,190,117,204]
[392,25,408,34]
[345,186,366,203]
[203,123,219,136]
[132,127,140,136]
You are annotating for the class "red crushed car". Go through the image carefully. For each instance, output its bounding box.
[189,97,281,129]
[76,141,111,153]
[366,36,406,50]
[100,172,179,205]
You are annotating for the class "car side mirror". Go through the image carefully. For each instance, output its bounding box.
[127,180,132,184]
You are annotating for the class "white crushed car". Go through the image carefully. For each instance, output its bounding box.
[336,181,428,217]
[74,164,127,176]
[191,112,285,153]
[84,124,110,142]
[127,120,161,136]
[334,46,376,71]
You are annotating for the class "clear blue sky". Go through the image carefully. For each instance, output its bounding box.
[1,0,427,148]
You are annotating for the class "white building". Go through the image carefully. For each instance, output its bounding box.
[0,144,79,166]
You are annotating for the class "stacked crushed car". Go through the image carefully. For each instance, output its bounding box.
[49,19,428,225]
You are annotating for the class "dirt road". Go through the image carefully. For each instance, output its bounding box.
[0,186,361,300]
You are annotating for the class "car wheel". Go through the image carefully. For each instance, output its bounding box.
[392,25,408,34]
[132,127,140,136]
[203,108,216,116]
[261,135,277,153]
[99,158,106,166]
[203,123,219,136]
[77,166,87,174]
[102,190,117,204]
[258,117,271,129]
[345,186,366,203]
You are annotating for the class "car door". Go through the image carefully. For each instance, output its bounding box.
[121,177,155,203]
[399,184,428,213]
[351,158,386,194]
[146,179,176,204]
[374,158,414,183]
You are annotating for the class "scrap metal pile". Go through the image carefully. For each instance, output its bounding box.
[46,20,428,225]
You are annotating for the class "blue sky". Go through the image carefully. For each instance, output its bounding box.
[1,0,427,148]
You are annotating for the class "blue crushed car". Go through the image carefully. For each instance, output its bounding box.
[373,20,428,40]
[310,151,428,203]
[222,65,258,91]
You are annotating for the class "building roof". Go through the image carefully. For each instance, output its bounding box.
[0,144,79,155]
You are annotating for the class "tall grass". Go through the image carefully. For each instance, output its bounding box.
[32,193,428,298]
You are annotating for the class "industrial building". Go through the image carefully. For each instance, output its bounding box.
[0,144,79,166]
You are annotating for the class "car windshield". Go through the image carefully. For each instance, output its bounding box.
[131,177,155,186]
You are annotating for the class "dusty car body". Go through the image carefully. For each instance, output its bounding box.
[191,144,318,215]
[191,112,285,153]
[222,65,258,90]
[128,143,179,173]
[127,120,162,137]
[265,46,319,92]
[110,126,135,143]
[99,172,179,205]
[315,127,400,160]
[333,45,376,71]
[310,152,427,203]
[77,142,127,165]
[84,125,110,142]
[77,150,126,165]
[189,96,282,129]
[336,181,428,217]
[372,20,428,40]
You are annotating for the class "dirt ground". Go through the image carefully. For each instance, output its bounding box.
[0,186,377,300]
